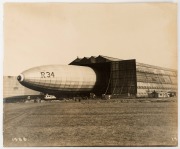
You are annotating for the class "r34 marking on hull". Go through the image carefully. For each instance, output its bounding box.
[41,72,55,78]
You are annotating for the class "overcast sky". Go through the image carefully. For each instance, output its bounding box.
[3,3,177,76]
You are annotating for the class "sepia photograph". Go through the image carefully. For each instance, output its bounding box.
[3,1,178,147]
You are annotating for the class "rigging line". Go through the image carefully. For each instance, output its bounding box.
[128,68,134,94]
[104,67,112,95]
[120,66,126,95]
[112,74,118,95]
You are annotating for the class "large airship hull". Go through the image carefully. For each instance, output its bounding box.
[17,65,97,96]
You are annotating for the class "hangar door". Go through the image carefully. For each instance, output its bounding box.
[110,60,137,97]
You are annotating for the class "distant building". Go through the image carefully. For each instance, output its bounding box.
[3,76,40,99]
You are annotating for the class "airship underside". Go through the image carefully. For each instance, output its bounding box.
[17,65,97,96]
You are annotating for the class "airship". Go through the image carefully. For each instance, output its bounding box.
[17,65,98,98]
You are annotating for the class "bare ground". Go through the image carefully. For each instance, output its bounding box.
[3,98,178,147]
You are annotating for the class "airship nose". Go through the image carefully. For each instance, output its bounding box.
[17,74,24,82]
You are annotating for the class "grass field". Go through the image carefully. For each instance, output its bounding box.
[3,98,178,147]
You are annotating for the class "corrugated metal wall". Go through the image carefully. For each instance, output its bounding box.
[136,63,177,97]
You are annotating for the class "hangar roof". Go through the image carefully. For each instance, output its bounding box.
[136,62,176,72]
[69,55,177,73]
[99,55,122,61]
[69,55,122,65]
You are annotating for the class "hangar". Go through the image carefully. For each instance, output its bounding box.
[69,55,177,98]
